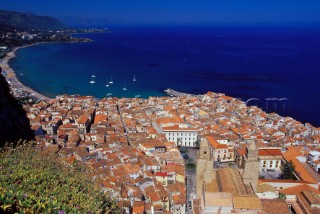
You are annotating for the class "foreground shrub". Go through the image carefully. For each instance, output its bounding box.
[0,144,118,213]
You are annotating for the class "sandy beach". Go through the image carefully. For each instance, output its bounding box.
[0,44,50,101]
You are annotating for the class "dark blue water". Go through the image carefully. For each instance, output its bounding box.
[10,26,320,126]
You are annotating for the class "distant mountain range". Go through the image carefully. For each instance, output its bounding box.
[0,10,65,31]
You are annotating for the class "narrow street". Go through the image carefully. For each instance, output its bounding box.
[184,148,197,214]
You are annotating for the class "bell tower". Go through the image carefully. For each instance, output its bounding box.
[242,140,260,192]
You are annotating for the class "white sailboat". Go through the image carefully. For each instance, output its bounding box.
[123,83,127,91]
[105,79,109,87]
[91,71,96,78]
[89,76,95,84]
[133,74,136,82]
[109,77,114,84]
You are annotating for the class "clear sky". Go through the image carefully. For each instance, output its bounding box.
[1,0,320,26]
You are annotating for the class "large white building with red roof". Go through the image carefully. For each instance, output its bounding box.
[162,124,198,147]
[154,117,199,147]
[258,148,283,174]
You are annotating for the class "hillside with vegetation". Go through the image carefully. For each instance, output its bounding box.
[0,70,34,147]
[1,66,119,212]
[0,10,65,31]
[0,144,118,213]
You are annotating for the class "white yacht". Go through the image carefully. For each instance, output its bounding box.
[123,83,127,91]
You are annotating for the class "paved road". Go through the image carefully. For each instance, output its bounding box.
[185,148,197,214]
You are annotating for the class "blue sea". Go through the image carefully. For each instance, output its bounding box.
[10,25,320,126]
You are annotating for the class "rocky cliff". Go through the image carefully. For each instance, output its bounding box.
[0,69,34,146]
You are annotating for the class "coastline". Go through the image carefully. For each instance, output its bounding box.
[0,43,50,101]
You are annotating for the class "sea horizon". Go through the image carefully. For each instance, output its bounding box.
[9,25,320,126]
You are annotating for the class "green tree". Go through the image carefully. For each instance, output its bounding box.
[283,160,296,180]
[195,140,200,149]
[0,143,119,213]
[279,192,287,200]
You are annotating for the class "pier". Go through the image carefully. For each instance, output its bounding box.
[164,88,195,97]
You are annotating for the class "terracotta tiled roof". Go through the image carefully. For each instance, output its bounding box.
[283,146,319,183]
[280,184,320,195]
[162,125,197,131]
[206,136,228,149]
[77,115,88,124]
[261,199,290,214]
[132,204,144,214]
[217,168,247,195]
[155,171,167,177]
[94,113,107,123]
[233,195,262,210]
[258,149,282,157]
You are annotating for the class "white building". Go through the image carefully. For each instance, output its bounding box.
[256,183,279,199]
[308,151,320,172]
[205,136,234,162]
[258,148,283,173]
[163,124,198,147]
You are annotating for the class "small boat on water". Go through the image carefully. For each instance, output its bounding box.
[134,95,141,98]
[123,84,127,91]
[133,74,136,82]
[89,76,95,84]
[90,71,96,84]
[106,93,113,96]
[109,78,114,84]
[105,79,109,87]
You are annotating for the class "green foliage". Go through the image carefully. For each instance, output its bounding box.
[283,160,296,180]
[179,147,188,154]
[186,162,196,170]
[195,141,200,149]
[279,192,287,200]
[186,157,196,170]
[0,144,118,213]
